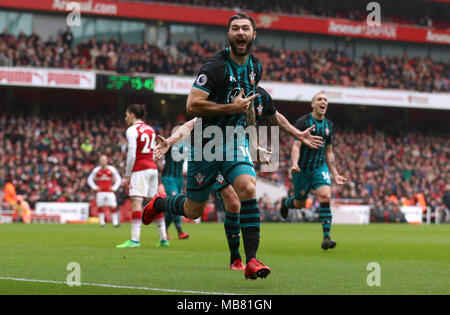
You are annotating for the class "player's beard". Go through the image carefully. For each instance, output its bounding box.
[229,36,254,57]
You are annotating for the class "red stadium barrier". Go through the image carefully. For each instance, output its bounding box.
[0,0,448,45]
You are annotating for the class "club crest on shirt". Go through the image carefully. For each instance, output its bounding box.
[325,127,330,136]
[256,104,264,116]
[216,174,225,185]
[249,71,256,85]
[194,173,205,185]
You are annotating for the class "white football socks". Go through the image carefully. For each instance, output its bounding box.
[131,219,141,243]
[155,216,167,241]
[98,213,105,226]
[111,211,119,226]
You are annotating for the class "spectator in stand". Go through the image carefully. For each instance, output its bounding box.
[436,203,450,223]
[3,180,17,209]
[259,193,281,222]
[13,195,32,223]
[62,27,74,49]
[388,201,407,223]
[371,200,386,222]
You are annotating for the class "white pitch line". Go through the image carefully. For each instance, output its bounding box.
[0,277,240,295]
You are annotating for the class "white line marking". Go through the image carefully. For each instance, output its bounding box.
[0,277,240,295]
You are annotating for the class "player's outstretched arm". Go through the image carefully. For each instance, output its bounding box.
[154,118,197,160]
[268,112,323,149]
[187,88,258,116]
[269,112,297,137]
[296,125,324,149]
[325,145,346,185]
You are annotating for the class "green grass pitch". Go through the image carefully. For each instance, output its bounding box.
[0,222,449,295]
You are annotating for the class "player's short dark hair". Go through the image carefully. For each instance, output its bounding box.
[312,91,326,103]
[127,104,147,119]
[227,13,256,32]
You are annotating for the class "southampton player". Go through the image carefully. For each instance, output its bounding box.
[161,142,190,240]
[142,13,273,280]
[213,86,322,269]
[87,155,122,227]
[280,92,347,250]
[153,89,322,272]
[117,104,169,248]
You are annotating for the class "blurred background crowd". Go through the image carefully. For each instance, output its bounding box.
[1,114,448,223]
[1,29,448,92]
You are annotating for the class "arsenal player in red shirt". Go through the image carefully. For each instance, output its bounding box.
[116,104,169,248]
[87,155,121,227]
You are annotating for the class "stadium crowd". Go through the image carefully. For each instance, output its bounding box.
[0,29,448,92]
[1,114,448,223]
[112,0,448,30]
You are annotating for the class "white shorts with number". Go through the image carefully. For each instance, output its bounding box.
[129,169,158,199]
[96,192,117,208]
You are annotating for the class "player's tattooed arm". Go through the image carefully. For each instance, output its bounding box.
[243,97,271,166]
[266,113,280,127]
[245,98,259,163]
[325,145,346,185]
[187,88,258,116]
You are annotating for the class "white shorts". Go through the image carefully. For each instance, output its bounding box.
[96,192,117,208]
[129,169,158,199]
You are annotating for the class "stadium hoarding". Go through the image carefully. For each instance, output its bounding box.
[260,81,450,110]
[154,75,194,95]
[35,202,90,223]
[331,205,423,224]
[154,75,450,110]
[331,205,371,224]
[400,206,424,225]
[0,67,96,90]
[1,0,449,45]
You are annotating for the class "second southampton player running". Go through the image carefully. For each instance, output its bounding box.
[280,92,347,250]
